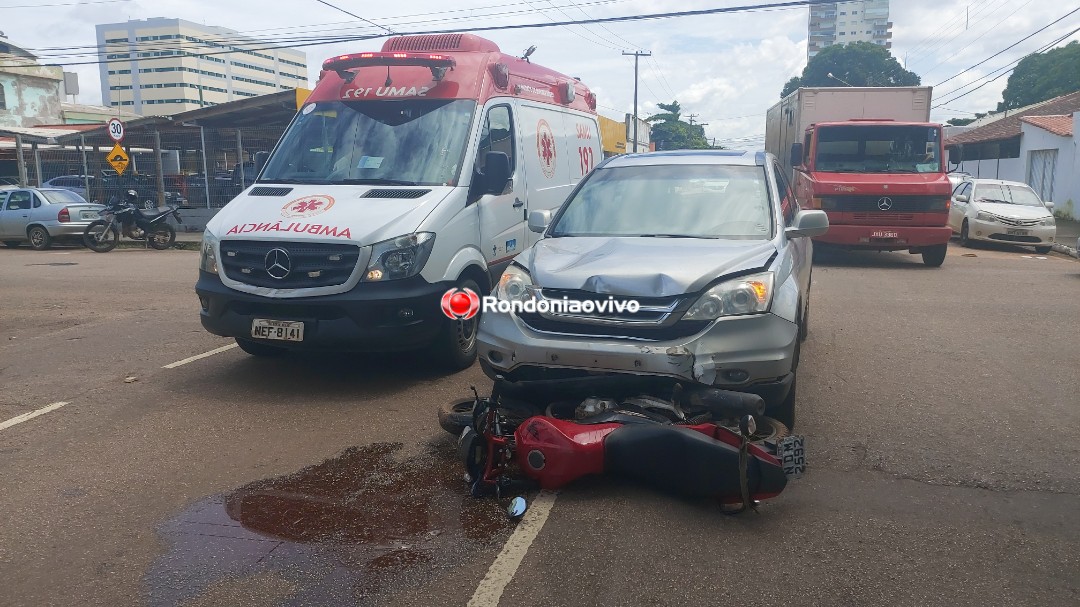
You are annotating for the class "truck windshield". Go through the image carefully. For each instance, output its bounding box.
[260,99,476,187]
[550,164,773,240]
[815,125,941,174]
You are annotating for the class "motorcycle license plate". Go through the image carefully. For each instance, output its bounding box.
[251,319,304,342]
[1006,229,1029,236]
[776,435,806,479]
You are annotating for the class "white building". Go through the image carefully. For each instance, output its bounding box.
[808,0,892,59]
[946,91,1080,220]
[95,18,308,116]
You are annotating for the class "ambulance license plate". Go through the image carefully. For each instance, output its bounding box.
[251,319,304,341]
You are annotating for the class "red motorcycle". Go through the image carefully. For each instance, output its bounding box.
[448,380,806,514]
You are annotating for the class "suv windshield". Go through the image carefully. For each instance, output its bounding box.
[549,164,774,240]
[260,99,476,187]
[815,125,941,174]
[976,183,1046,206]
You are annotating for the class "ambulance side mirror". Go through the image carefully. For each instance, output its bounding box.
[482,151,512,195]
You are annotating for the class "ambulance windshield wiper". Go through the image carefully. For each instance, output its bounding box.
[334,178,419,186]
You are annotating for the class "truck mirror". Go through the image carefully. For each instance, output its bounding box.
[947,146,961,165]
[790,142,803,168]
[482,151,511,195]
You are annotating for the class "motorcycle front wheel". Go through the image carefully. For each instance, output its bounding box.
[147,224,176,250]
[83,221,119,252]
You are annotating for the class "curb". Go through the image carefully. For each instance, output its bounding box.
[1051,242,1079,259]
[116,240,201,251]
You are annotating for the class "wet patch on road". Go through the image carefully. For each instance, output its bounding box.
[144,440,512,606]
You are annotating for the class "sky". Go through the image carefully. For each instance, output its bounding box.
[2,0,1078,150]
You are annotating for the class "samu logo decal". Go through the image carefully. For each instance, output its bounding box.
[536,119,557,179]
[281,195,335,218]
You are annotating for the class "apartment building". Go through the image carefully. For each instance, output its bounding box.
[808,0,892,59]
[95,18,308,115]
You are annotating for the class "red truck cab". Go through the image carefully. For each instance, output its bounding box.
[790,120,953,266]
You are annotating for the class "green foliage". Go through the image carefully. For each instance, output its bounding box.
[646,100,711,150]
[998,41,1080,111]
[781,41,921,97]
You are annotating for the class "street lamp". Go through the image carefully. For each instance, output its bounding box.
[827,72,855,87]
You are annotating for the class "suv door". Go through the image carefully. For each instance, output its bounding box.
[473,103,526,277]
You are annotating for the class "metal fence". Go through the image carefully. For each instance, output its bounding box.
[8,125,285,209]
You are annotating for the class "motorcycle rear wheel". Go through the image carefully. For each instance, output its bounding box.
[147,224,176,250]
[83,221,119,252]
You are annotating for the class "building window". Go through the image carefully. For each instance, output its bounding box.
[0,83,6,110]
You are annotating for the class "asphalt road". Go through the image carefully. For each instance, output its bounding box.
[0,242,1077,607]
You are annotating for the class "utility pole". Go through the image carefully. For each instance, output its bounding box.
[622,50,651,153]
[687,113,699,125]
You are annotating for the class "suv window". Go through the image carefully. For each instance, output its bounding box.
[773,164,797,226]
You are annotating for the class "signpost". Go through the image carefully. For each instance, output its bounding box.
[105,118,128,176]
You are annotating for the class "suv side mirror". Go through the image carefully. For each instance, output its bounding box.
[482,151,511,195]
[789,142,803,168]
[528,209,552,233]
[786,209,829,238]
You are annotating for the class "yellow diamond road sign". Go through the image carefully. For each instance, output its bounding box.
[107,143,129,176]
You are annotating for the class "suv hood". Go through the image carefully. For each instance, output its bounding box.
[206,185,454,245]
[520,237,776,297]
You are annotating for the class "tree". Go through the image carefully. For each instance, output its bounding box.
[998,41,1080,111]
[646,100,711,150]
[946,112,986,127]
[781,41,921,97]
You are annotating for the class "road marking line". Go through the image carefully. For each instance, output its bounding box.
[0,402,69,432]
[468,491,557,607]
[163,344,238,369]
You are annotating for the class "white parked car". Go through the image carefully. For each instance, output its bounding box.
[949,178,1056,254]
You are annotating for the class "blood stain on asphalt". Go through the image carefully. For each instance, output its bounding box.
[143,441,512,606]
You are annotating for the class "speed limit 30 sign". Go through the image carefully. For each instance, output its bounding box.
[107,118,125,143]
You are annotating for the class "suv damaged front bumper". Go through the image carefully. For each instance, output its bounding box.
[477,310,798,403]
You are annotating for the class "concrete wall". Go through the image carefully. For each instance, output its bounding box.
[1020,120,1077,220]
[0,62,63,127]
[952,156,1024,182]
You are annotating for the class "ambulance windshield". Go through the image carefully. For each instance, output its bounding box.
[261,99,477,187]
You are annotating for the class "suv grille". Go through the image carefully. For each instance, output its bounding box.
[823,195,944,212]
[220,240,360,289]
[518,289,706,341]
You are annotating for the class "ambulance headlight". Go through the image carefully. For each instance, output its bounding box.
[364,232,435,281]
[199,231,219,274]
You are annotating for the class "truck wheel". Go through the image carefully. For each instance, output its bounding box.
[432,277,481,371]
[28,226,52,251]
[235,337,287,357]
[1034,245,1052,254]
[921,243,947,267]
[959,220,972,247]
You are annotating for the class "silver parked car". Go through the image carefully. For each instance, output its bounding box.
[477,150,829,428]
[0,187,105,250]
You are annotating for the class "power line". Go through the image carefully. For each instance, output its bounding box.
[933,6,1080,87]
[916,0,1037,77]
[902,0,993,59]
[0,0,128,7]
[312,0,395,35]
[905,0,1011,68]
[2,0,820,69]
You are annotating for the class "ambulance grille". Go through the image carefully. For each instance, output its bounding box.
[385,34,464,52]
[249,187,293,197]
[362,189,431,199]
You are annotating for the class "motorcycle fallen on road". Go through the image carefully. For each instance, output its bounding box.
[442,379,806,514]
[82,189,182,253]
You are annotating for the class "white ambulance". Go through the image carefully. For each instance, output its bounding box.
[196,33,603,369]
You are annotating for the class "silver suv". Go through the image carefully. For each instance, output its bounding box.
[476,150,828,428]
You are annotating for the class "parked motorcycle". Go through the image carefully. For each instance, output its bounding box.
[82,190,182,253]
[444,380,806,513]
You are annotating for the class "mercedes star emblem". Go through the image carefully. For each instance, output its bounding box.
[877,197,894,211]
[264,248,292,279]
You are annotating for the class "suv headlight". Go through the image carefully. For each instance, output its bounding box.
[975,211,998,222]
[683,272,774,321]
[199,231,219,274]
[495,265,534,302]
[363,232,435,281]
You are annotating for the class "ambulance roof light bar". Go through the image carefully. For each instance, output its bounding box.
[323,52,457,83]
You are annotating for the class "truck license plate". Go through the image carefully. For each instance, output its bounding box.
[871,230,899,238]
[251,319,304,342]
[1006,229,1029,236]
[777,434,806,479]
